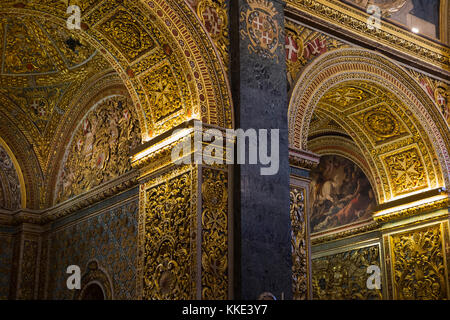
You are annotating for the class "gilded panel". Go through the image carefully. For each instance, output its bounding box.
[290,186,308,300]
[141,64,185,124]
[321,86,373,110]
[312,244,383,300]
[55,95,141,203]
[0,145,21,210]
[191,0,229,70]
[382,147,428,197]
[201,167,229,300]
[96,7,155,63]
[388,223,449,300]
[142,168,197,300]
[351,103,409,146]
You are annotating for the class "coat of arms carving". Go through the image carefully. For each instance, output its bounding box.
[240,0,281,61]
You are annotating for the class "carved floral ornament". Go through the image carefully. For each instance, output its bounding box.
[0,142,23,210]
[55,95,141,204]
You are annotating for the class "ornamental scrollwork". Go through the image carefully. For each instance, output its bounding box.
[0,145,21,210]
[389,224,448,300]
[55,95,141,203]
[201,168,228,300]
[143,171,196,300]
[290,187,308,300]
[312,245,382,300]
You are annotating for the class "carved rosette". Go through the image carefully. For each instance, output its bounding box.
[201,167,228,300]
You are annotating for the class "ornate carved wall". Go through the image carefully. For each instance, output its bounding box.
[384,221,450,300]
[134,121,232,300]
[47,193,138,300]
[54,95,141,204]
[0,145,22,210]
[312,244,383,300]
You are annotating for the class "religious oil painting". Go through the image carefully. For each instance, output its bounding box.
[309,155,377,233]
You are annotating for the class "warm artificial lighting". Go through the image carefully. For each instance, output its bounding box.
[411,27,419,33]
[373,193,448,218]
[131,128,193,163]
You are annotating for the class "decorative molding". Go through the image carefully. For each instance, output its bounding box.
[286,0,450,73]
[289,147,320,170]
[311,221,379,245]
[373,196,450,224]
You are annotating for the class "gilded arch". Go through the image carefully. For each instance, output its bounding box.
[0,0,233,209]
[288,48,449,204]
[0,0,233,135]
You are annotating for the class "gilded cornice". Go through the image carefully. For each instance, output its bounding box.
[0,170,139,227]
[311,221,379,245]
[373,196,450,224]
[289,147,320,170]
[286,0,450,74]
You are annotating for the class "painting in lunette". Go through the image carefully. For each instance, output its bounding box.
[309,155,376,233]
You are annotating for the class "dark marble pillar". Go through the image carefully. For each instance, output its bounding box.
[230,0,292,299]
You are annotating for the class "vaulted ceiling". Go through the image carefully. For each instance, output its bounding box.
[308,81,445,204]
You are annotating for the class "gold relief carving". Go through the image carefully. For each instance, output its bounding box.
[321,86,371,109]
[18,239,38,300]
[141,64,184,123]
[382,147,428,196]
[39,19,96,69]
[286,0,450,70]
[0,145,21,210]
[307,76,442,203]
[201,168,228,300]
[352,104,409,145]
[284,20,350,86]
[143,170,196,300]
[3,18,55,74]
[240,0,281,60]
[55,95,141,203]
[312,245,382,300]
[197,0,229,69]
[389,224,449,300]
[290,187,308,300]
[97,8,155,62]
